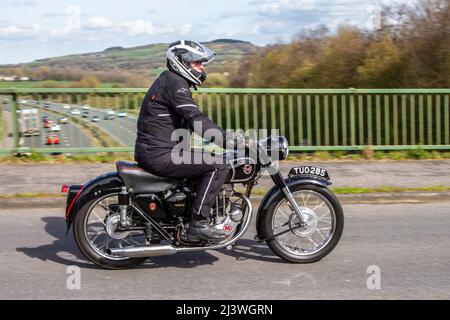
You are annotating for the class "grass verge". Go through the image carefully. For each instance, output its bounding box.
[0,112,6,146]
[240,186,450,196]
[0,152,134,163]
[287,150,450,162]
[0,193,65,199]
[2,150,450,163]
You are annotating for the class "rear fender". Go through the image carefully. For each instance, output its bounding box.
[65,172,123,233]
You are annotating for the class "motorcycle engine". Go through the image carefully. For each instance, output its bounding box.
[212,184,233,217]
[211,185,244,236]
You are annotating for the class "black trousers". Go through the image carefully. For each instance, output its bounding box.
[137,149,229,218]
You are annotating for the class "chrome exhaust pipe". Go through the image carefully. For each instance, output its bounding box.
[108,195,253,258]
[108,245,178,258]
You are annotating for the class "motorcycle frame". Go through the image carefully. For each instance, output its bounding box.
[65,143,334,250]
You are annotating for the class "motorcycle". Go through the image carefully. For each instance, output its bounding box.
[63,136,344,269]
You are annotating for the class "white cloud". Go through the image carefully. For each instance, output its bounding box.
[261,0,316,14]
[85,16,115,30]
[0,24,40,39]
[179,24,193,36]
[252,0,400,34]
[0,0,37,7]
[47,8,82,39]
[118,20,174,36]
[81,16,176,36]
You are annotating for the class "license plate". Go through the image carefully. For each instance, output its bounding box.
[289,166,330,180]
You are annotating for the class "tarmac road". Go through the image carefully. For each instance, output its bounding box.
[46,103,135,147]
[0,201,449,300]
[2,103,92,149]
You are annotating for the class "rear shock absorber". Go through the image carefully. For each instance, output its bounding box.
[119,186,131,228]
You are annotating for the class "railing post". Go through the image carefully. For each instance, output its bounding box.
[10,93,20,150]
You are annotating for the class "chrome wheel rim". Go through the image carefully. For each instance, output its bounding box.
[271,190,335,256]
[83,193,145,260]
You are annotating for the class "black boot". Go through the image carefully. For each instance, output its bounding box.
[187,215,227,241]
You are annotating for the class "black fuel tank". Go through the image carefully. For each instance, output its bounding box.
[226,157,257,183]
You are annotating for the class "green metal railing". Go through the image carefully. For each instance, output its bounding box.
[0,88,449,154]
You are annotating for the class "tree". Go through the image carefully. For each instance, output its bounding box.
[357,34,405,87]
[78,75,101,88]
[311,26,368,88]
[204,73,230,87]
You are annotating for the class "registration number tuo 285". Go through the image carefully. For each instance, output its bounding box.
[289,166,330,179]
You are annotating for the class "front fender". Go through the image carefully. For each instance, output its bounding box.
[255,176,331,240]
[66,172,123,233]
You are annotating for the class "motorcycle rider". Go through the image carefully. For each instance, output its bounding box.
[135,40,234,241]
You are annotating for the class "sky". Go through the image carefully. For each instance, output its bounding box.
[0,0,411,65]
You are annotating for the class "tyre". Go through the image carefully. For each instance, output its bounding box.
[73,192,147,270]
[260,184,344,263]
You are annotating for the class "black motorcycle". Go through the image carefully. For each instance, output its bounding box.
[63,136,344,269]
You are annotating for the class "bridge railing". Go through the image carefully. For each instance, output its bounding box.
[0,88,449,154]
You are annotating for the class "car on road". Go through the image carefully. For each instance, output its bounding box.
[91,115,100,122]
[104,109,115,120]
[50,124,61,132]
[82,105,90,110]
[24,128,40,137]
[62,105,71,110]
[82,111,89,118]
[70,109,81,115]
[43,118,52,129]
[46,134,60,145]
[118,112,128,118]
[58,117,68,124]
[3,97,9,104]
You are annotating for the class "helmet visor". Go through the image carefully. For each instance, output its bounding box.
[181,46,216,65]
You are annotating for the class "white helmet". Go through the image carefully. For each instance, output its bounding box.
[166,40,216,85]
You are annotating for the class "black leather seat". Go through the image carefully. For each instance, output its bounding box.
[116,161,181,193]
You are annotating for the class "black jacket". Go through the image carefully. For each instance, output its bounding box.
[135,70,225,160]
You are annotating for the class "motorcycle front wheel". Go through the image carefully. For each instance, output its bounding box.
[261,184,344,263]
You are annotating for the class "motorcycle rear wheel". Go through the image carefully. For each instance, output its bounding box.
[73,193,148,270]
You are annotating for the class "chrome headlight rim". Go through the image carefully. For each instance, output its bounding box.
[279,136,289,161]
[259,135,289,161]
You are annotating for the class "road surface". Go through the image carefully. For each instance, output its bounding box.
[0,201,449,300]
[2,102,93,150]
[46,103,136,147]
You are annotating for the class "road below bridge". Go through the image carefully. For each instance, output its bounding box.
[0,201,449,300]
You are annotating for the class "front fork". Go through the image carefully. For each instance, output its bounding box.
[270,167,308,226]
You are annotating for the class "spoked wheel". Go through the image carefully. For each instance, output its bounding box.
[73,193,148,269]
[261,184,344,263]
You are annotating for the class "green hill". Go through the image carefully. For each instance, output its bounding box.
[0,39,258,86]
